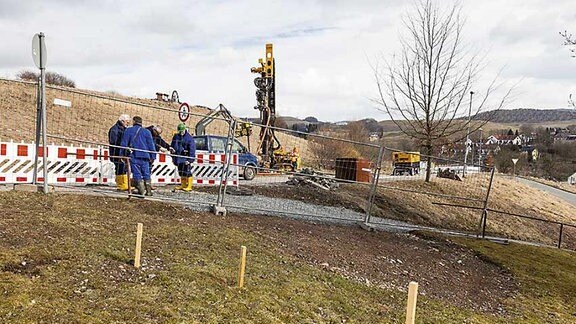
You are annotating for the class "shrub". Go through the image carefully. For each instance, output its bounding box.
[16,70,76,88]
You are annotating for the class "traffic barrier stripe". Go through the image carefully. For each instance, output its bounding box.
[0,141,238,186]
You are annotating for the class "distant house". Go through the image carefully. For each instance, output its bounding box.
[368,132,381,142]
[485,135,514,145]
[520,146,539,162]
[486,134,530,146]
[568,172,576,185]
[548,127,570,136]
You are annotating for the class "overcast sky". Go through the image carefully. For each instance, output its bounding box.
[0,0,574,122]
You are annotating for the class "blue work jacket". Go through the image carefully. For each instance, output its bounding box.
[120,124,156,160]
[171,131,196,165]
[108,121,126,158]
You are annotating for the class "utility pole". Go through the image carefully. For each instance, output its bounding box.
[478,128,483,166]
[463,91,474,176]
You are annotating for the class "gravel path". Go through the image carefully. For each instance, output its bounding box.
[155,188,414,230]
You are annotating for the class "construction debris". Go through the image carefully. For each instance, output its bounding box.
[286,168,339,191]
[225,186,254,196]
[437,168,462,181]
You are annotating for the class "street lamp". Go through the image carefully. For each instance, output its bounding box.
[463,91,474,176]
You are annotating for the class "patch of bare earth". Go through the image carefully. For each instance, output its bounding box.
[231,215,517,315]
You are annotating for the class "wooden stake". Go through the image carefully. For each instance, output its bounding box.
[134,223,143,268]
[405,281,418,324]
[238,246,247,288]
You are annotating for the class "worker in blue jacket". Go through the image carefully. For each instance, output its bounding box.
[120,116,156,196]
[108,114,131,190]
[171,123,196,191]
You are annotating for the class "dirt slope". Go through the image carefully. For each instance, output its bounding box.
[0,78,312,161]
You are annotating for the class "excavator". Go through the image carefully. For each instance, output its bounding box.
[250,43,300,171]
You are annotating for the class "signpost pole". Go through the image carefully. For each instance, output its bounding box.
[32,32,48,193]
[38,33,48,193]
[512,158,518,177]
[33,75,41,184]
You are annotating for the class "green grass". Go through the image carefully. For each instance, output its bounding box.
[0,192,575,323]
[451,238,576,323]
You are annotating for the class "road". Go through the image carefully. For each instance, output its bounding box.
[515,177,576,206]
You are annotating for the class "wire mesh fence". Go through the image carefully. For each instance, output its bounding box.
[0,79,38,142]
[2,77,576,250]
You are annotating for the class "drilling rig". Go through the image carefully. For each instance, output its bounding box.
[250,44,300,171]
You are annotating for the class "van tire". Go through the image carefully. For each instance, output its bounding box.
[243,166,256,180]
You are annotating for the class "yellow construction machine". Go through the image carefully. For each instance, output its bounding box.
[251,43,300,171]
[392,152,420,176]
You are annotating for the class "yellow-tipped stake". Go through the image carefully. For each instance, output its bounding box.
[405,281,418,324]
[238,246,247,288]
[134,223,143,268]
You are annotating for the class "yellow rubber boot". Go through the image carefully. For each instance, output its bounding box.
[116,175,129,191]
[174,177,187,190]
[182,176,193,192]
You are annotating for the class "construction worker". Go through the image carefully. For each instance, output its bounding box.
[145,125,173,190]
[171,123,196,191]
[291,146,301,170]
[108,114,131,190]
[120,116,156,196]
[146,125,173,154]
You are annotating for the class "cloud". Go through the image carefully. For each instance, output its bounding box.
[0,0,574,122]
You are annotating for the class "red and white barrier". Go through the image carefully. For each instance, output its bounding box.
[0,141,238,186]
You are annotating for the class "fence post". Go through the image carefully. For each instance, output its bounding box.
[558,223,564,249]
[216,118,237,211]
[33,77,41,185]
[479,167,495,238]
[405,281,418,324]
[364,145,385,225]
[98,146,103,185]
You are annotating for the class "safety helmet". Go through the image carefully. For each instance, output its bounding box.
[177,123,186,132]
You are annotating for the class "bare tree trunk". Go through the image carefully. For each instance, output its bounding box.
[425,142,433,182]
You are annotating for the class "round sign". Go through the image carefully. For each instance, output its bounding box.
[178,103,190,122]
[32,33,47,69]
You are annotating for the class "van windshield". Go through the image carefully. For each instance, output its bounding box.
[194,137,208,151]
[210,137,227,151]
[232,140,244,152]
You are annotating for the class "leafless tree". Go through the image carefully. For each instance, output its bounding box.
[373,1,511,181]
[560,30,575,108]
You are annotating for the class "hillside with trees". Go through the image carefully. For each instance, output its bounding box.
[474,108,576,123]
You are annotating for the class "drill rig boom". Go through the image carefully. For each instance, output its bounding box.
[251,44,281,168]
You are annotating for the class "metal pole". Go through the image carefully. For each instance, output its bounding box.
[33,76,42,184]
[364,145,385,224]
[39,33,48,194]
[480,167,495,238]
[479,128,483,166]
[463,91,473,177]
[558,223,564,249]
[217,119,236,207]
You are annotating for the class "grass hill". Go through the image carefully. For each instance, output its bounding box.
[1,189,575,322]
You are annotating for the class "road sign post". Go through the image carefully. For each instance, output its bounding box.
[512,158,518,177]
[32,33,48,193]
